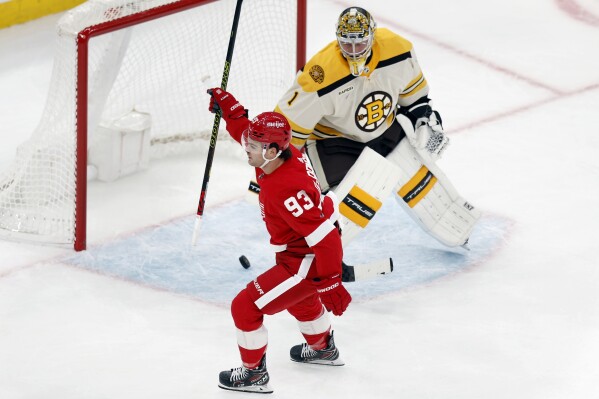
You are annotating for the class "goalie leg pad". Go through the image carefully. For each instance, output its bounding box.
[386,138,481,247]
[330,147,401,246]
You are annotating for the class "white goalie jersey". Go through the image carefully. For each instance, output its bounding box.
[275,28,429,148]
[273,27,481,249]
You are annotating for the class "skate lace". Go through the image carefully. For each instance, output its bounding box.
[230,366,249,382]
[301,343,318,358]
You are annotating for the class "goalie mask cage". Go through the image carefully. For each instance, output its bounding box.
[0,0,306,251]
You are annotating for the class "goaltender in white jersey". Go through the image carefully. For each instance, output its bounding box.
[277,27,420,147]
[273,6,481,248]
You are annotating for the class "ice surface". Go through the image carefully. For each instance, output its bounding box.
[1,1,599,398]
[63,200,510,304]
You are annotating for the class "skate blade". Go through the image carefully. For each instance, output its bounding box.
[290,357,345,366]
[218,383,273,394]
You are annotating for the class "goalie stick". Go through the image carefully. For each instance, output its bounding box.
[191,0,244,246]
[238,255,393,283]
[341,258,393,282]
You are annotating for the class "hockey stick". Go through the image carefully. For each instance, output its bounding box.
[238,255,393,283]
[192,0,244,246]
[341,258,393,282]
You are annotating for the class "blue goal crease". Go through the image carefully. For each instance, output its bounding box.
[62,200,510,305]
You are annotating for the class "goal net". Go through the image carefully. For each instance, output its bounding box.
[0,0,305,250]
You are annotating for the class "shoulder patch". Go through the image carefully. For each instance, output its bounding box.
[298,40,351,92]
[309,65,325,84]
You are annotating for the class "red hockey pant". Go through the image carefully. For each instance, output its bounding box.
[231,261,330,368]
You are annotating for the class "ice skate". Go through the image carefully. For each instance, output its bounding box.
[218,355,273,394]
[290,331,344,366]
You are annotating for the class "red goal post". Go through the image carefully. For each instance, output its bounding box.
[0,0,306,250]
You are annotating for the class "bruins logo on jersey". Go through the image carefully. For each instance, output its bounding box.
[355,91,393,132]
[309,65,325,84]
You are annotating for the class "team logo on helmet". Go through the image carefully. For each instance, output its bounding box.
[336,7,376,76]
[355,91,393,132]
[309,65,325,84]
[337,8,372,38]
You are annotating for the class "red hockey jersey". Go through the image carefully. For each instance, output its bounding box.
[226,117,343,280]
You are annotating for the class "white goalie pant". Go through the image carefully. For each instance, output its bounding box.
[386,138,481,247]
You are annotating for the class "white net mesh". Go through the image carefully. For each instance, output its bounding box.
[0,0,301,246]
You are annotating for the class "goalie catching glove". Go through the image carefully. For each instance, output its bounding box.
[207,88,247,121]
[398,97,449,160]
[315,275,352,316]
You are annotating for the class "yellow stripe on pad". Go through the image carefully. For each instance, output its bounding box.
[398,166,437,208]
[339,185,383,228]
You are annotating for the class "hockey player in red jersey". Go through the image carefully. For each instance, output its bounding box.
[207,88,351,394]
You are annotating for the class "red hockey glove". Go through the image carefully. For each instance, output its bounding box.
[207,88,246,121]
[316,276,352,316]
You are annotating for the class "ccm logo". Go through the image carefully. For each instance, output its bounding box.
[253,280,265,295]
[318,282,339,293]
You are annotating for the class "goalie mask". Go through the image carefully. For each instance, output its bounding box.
[336,7,376,76]
[242,112,291,168]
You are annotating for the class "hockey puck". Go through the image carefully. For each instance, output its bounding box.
[239,255,251,269]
